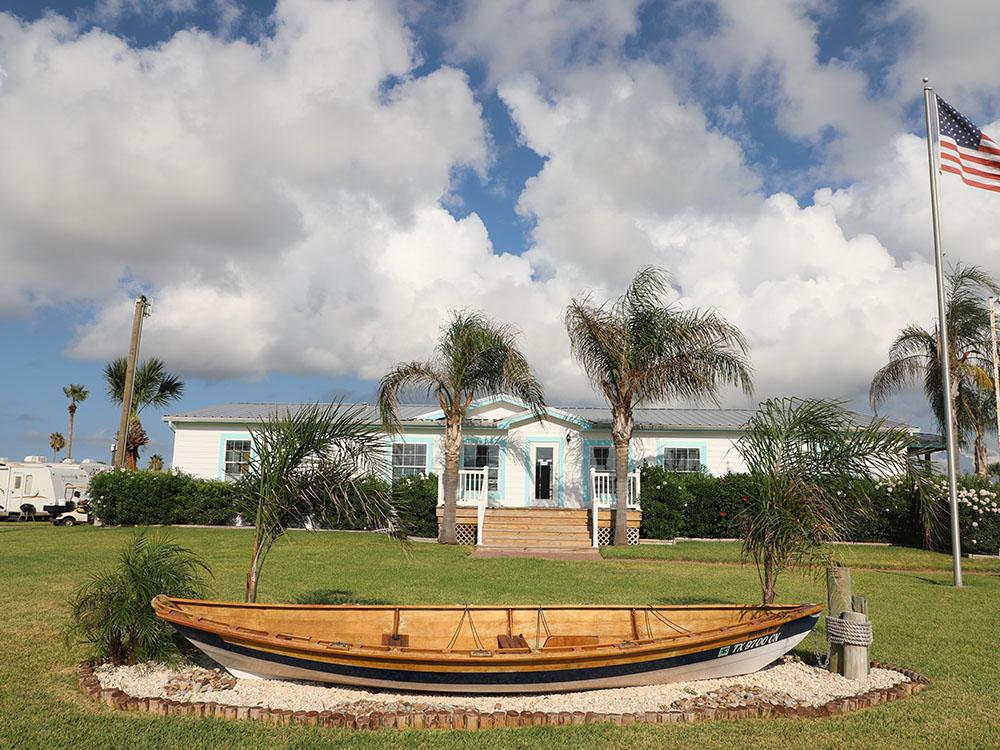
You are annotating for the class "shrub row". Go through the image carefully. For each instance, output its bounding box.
[90,470,441,536]
[91,471,238,526]
[638,466,1000,554]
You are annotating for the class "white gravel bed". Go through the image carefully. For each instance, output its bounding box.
[95,658,908,716]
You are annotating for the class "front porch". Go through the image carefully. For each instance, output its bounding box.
[435,467,642,549]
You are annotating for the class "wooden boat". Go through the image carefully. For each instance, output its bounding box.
[153,596,822,694]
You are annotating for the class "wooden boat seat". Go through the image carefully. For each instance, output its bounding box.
[381,633,409,647]
[543,635,600,648]
[497,634,530,650]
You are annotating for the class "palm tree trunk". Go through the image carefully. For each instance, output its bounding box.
[611,407,633,547]
[246,535,263,602]
[440,416,461,544]
[762,559,777,605]
[974,419,988,475]
[67,404,76,460]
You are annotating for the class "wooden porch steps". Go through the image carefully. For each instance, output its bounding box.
[479,508,593,552]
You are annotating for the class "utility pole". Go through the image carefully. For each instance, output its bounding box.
[990,297,1000,467]
[113,295,151,469]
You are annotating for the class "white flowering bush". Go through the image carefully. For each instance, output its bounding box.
[955,479,1000,555]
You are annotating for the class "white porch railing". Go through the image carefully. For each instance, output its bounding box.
[437,467,489,545]
[590,469,641,548]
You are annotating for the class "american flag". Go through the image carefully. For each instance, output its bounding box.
[937,95,1000,193]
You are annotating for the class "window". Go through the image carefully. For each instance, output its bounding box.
[590,445,612,473]
[392,443,427,480]
[23,475,32,494]
[462,443,499,492]
[663,447,702,473]
[224,439,252,480]
[13,476,21,490]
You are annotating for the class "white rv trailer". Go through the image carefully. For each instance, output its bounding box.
[0,458,97,519]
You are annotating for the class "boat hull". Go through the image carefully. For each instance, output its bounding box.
[169,613,819,694]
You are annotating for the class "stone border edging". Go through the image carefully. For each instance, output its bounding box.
[77,661,929,730]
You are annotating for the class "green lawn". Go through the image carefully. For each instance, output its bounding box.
[2,524,998,749]
[602,539,1000,573]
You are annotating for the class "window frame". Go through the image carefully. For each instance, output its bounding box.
[662,446,702,473]
[223,439,252,481]
[462,443,500,492]
[392,442,428,481]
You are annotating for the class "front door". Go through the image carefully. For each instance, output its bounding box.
[532,445,559,506]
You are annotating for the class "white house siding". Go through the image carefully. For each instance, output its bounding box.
[170,423,252,480]
[169,417,747,502]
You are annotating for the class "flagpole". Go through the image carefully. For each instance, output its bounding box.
[990,297,1000,467]
[923,77,963,588]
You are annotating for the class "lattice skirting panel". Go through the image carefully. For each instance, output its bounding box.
[598,527,640,546]
[455,524,478,546]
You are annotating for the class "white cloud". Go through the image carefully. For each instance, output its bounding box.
[684,0,899,181]
[3,0,994,428]
[882,0,1000,114]
[445,0,642,86]
[501,61,937,406]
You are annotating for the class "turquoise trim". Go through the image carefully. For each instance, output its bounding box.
[581,439,638,501]
[217,432,253,481]
[522,436,566,507]
[461,436,507,501]
[655,438,710,474]
[385,436,436,481]
[496,407,590,430]
[419,394,529,422]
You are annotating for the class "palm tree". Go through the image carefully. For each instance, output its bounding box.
[104,358,185,470]
[235,403,395,602]
[378,311,545,544]
[50,432,66,462]
[871,264,1000,475]
[63,384,89,460]
[146,454,165,472]
[565,267,753,546]
[735,398,916,604]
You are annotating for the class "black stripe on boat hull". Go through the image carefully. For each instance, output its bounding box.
[172,614,818,687]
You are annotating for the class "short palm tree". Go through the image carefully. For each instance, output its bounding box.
[735,398,916,603]
[63,384,89,460]
[104,358,185,470]
[50,432,66,462]
[870,264,1000,475]
[566,267,753,545]
[378,311,545,544]
[235,403,395,602]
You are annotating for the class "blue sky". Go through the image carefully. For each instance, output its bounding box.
[2,0,999,466]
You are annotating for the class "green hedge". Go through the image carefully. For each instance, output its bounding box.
[91,471,238,526]
[639,467,755,539]
[90,469,441,535]
[638,466,999,551]
[392,474,438,538]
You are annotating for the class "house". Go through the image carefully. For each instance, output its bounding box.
[163,395,932,550]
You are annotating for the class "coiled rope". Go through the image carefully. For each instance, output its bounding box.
[825,616,873,647]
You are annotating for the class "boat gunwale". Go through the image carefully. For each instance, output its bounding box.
[153,596,823,668]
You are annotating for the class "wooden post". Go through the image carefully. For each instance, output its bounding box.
[113,295,149,469]
[842,611,870,680]
[826,566,852,674]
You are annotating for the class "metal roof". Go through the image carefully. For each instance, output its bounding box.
[164,401,910,433]
[163,402,439,424]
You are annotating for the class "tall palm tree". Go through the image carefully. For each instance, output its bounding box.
[870,264,1000,475]
[50,432,66,462]
[63,384,88,460]
[104,358,185,470]
[378,311,545,544]
[565,266,753,546]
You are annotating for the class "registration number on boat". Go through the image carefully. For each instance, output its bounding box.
[717,632,780,657]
